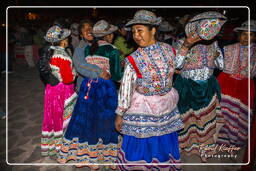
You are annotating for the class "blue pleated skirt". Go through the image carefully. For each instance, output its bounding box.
[58,77,120,165]
[117,132,182,171]
[64,77,119,144]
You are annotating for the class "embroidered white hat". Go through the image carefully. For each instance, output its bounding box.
[125,10,162,30]
[44,25,71,43]
[233,20,256,32]
[92,20,118,38]
[185,11,227,40]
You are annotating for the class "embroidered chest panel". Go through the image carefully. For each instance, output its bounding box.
[131,42,175,95]
[225,43,256,79]
[183,43,216,71]
[85,55,110,73]
[50,48,73,82]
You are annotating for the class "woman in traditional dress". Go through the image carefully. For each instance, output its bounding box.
[217,20,256,147]
[58,20,122,170]
[173,11,227,161]
[41,25,77,156]
[114,10,200,170]
[73,19,110,92]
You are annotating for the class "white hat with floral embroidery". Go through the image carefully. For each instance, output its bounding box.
[44,25,71,43]
[185,11,227,40]
[125,10,162,30]
[92,20,118,37]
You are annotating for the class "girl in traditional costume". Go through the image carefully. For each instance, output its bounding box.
[73,19,110,93]
[41,25,76,156]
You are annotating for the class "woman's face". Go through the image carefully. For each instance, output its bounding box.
[239,31,256,46]
[60,38,69,48]
[104,33,114,44]
[132,24,156,47]
[81,23,94,42]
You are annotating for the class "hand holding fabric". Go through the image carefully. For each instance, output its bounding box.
[184,31,202,48]
[178,32,202,57]
[214,51,220,59]
[115,115,123,133]
[99,69,111,80]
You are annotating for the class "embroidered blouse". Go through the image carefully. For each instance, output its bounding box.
[84,40,122,82]
[49,46,76,84]
[174,39,224,81]
[223,43,256,79]
[116,42,183,138]
[116,42,176,116]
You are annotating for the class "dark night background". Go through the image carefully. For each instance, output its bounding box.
[0,1,255,25]
[0,1,253,47]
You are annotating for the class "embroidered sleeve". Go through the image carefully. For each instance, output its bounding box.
[50,55,75,84]
[115,64,137,116]
[173,39,188,69]
[214,41,224,70]
[73,46,102,78]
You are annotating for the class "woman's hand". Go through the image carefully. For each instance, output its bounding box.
[99,69,110,80]
[121,60,125,68]
[183,32,202,49]
[214,51,220,59]
[115,115,123,133]
[179,32,202,56]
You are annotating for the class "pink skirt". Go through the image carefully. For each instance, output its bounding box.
[41,82,76,156]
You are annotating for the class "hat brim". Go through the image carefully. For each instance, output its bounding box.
[92,25,118,37]
[158,27,174,32]
[44,29,71,43]
[189,11,227,22]
[185,21,198,37]
[125,19,162,31]
[233,27,256,32]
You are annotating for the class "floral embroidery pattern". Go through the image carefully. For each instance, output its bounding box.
[122,107,183,138]
[224,43,256,79]
[183,43,216,71]
[128,42,175,96]
[85,55,110,74]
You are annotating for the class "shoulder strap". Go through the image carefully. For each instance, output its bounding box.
[172,47,176,56]
[127,55,142,78]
